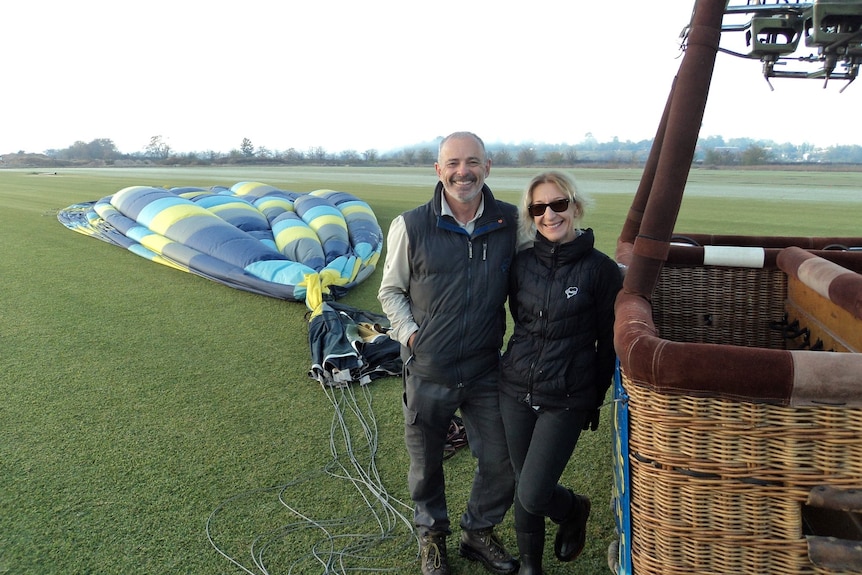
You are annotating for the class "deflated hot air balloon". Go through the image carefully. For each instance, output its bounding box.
[58,181,399,386]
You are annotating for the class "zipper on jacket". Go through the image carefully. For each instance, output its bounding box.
[457,237,474,388]
[526,245,558,407]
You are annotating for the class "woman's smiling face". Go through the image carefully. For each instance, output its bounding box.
[530,182,578,244]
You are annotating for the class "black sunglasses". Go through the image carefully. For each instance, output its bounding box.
[528,198,570,217]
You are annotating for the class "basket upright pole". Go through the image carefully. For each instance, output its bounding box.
[621,0,728,299]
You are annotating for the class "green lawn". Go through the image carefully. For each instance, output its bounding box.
[1,166,859,575]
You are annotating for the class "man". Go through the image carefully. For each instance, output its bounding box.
[378,132,518,575]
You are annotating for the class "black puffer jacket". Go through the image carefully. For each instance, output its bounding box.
[500,229,622,410]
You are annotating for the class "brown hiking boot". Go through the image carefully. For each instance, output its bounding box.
[420,531,450,575]
[459,528,518,574]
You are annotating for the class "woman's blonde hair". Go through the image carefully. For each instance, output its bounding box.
[517,171,590,250]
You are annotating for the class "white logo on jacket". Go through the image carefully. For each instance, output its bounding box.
[565,286,579,299]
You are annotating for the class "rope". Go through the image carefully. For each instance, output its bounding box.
[206,382,416,574]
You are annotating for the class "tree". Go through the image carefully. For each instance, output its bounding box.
[700,134,727,149]
[581,133,598,150]
[86,138,120,160]
[49,138,122,161]
[282,148,304,163]
[339,149,359,163]
[703,147,739,166]
[66,140,91,160]
[418,148,435,165]
[824,145,862,163]
[363,149,378,163]
[240,138,254,157]
[492,148,513,166]
[146,135,171,159]
[545,151,565,166]
[308,146,327,162]
[741,144,770,166]
[256,146,273,159]
[517,147,537,166]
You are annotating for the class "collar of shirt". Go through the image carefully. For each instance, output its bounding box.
[441,194,485,235]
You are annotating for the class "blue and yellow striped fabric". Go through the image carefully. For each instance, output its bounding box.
[57,182,383,303]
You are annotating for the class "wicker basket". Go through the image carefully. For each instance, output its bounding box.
[652,263,788,349]
[624,379,862,575]
[613,248,862,575]
[607,4,862,571]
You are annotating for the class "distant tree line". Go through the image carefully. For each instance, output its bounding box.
[4,133,862,168]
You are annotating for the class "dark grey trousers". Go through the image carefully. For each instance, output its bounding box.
[402,367,515,536]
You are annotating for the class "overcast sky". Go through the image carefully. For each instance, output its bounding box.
[2,0,857,156]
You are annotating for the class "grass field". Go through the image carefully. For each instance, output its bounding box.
[1,166,859,575]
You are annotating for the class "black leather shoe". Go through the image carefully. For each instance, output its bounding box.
[420,531,450,575]
[554,492,591,562]
[459,528,519,575]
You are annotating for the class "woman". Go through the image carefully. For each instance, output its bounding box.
[500,171,622,574]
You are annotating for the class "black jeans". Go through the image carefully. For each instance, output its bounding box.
[499,392,588,533]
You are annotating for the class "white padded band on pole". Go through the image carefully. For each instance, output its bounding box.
[703,245,766,268]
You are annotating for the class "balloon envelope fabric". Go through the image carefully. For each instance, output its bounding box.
[57,182,383,303]
[58,182,395,387]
